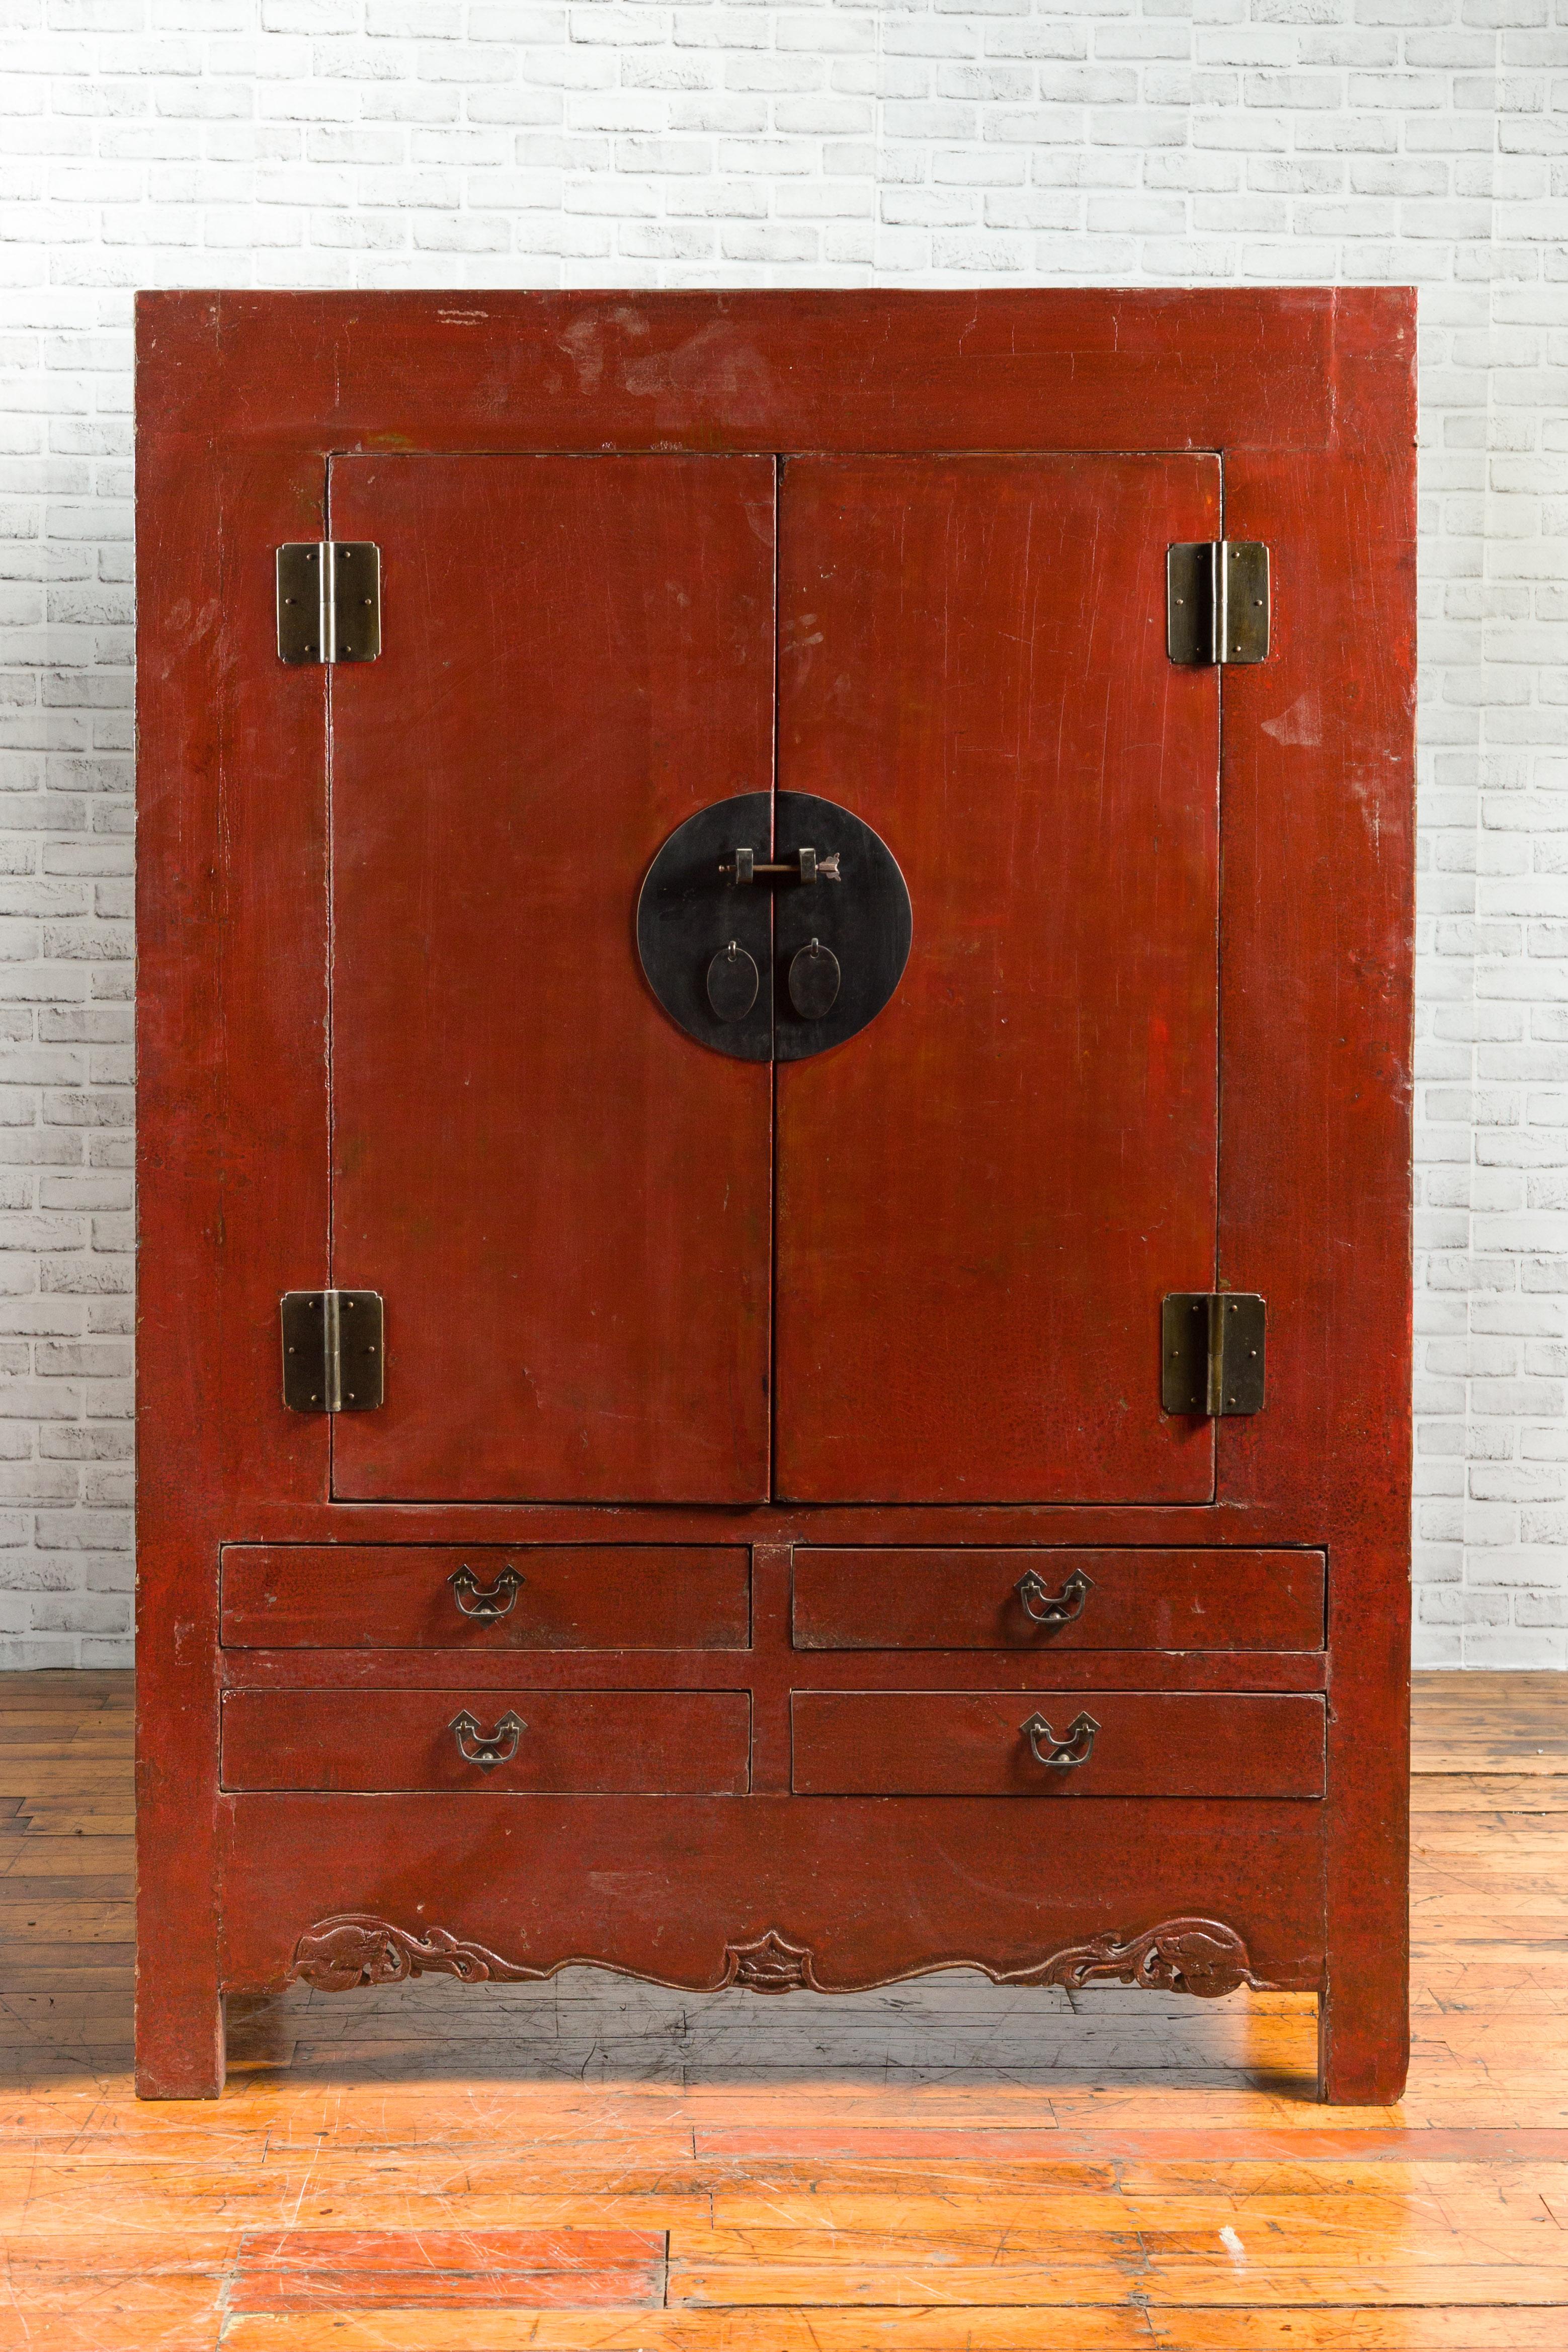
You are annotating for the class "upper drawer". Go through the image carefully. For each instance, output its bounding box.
[792,1548,1324,1652]
[221,1688,751,1794]
[220,1546,750,1651]
[792,1691,1325,1799]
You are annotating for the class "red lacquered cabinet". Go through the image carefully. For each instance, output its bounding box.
[135,290,1415,2099]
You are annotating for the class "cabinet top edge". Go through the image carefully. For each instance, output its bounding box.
[132,286,1416,464]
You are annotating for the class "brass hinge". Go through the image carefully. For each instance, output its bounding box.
[1167,542,1270,666]
[280,1290,384,1412]
[276,542,381,664]
[1162,1292,1266,1418]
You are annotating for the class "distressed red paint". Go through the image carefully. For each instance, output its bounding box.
[135,289,1414,2103]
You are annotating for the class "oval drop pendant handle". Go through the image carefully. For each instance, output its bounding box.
[787,937,841,1021]
[449,1709,525,1771]
[449,1565,524,1621]
[1015,1567,1094,1628]
[1021,1710,1099,1771]
[706,940,760,1023]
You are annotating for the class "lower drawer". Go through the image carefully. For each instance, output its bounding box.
[791,1692,1325,1799]
[221,1689,751,1795]
[220,1546,750,1651]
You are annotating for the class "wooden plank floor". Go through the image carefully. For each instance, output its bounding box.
[1,1672,1565,2348]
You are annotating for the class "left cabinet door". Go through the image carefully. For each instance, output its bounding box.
[328,455,776,1503]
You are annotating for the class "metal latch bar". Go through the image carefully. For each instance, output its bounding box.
[722,845,841,885]
[280,1290,384,1412]
[276,542,381,665]
[1167,542,1270,666]
[1161,1292,1266,1417]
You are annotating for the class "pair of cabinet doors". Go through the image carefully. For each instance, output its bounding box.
[332,451,1222,1510]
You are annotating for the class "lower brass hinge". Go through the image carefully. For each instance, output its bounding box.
[280,1290,384,1413]
[1167,542,1270,666]
[1162,1293,1266,1417]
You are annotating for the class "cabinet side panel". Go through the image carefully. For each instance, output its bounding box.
[136,293,334,2092]
[1219,288,1416,2101]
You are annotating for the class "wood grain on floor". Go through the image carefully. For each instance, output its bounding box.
[0,1669,1565,2348]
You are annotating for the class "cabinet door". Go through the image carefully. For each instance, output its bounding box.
[775,457,1221,1503]
[328,456,775,1503]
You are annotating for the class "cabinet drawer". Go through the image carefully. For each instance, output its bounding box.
[792,1549,1324,1652]
[221,1689,751,1794]
[791,1691,1325,1798]
[220,1546,750,1651]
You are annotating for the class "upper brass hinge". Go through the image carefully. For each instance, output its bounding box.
[276,542,381,665]
[280,1290,384,1413]
[1162,1292,1266,1418]
[1167,542,1270,666]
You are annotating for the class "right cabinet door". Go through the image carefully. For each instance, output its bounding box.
[775,456,1223,1504]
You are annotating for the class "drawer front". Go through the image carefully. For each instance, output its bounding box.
[220,1546,750,1651]
[792,1549,1325,1652]
[221,1689,751,1794]
[791,1691,1325,1798]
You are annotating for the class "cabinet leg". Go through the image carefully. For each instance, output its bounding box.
[135,1981,225,2100]
[1316,1979,1408,2106]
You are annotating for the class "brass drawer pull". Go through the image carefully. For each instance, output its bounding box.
[1015,1566,1094,1628]
[449,1709,525,1772]
[449,1565,523,1621]
[1021,1709,1100,1771]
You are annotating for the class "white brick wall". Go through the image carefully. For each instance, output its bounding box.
[1,0,1562,1667]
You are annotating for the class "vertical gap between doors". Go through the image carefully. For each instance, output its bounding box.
[1213,452,1226,1508]
[323,457,338,1501]
[769,453,782,1505]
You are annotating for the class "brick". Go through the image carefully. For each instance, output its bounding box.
[1243,68,1344,105]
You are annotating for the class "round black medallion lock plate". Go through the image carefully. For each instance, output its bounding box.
[636,789,912,1064]
[787,938,841,1021]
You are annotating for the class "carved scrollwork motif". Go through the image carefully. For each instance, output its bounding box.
[287,1912,1262,2000]
[286,1916,830,1996]
[716,1929,824,1994]
[286,1914,546,1991]
[1007,1916,1258,2000]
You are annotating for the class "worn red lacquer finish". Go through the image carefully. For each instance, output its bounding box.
[220,1546,752,1652]
[791,1549,1326,1654]
[328,454,775,1506]
[775,455,1220,1504]
[136,290,1414,2103]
